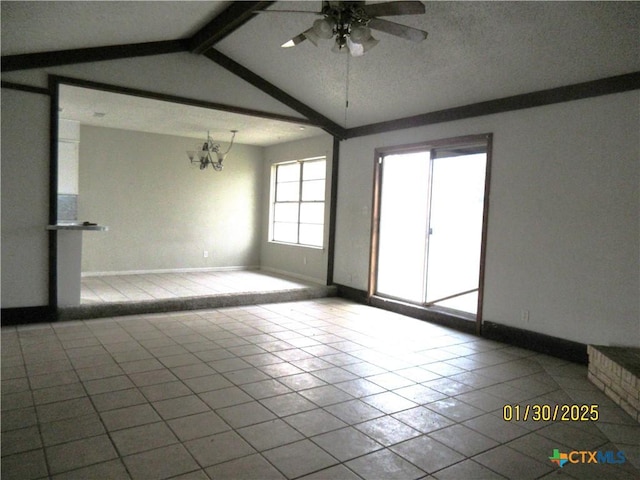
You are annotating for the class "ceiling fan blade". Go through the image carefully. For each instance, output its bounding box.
[258,10,322,14]
[362,1,425,17]
[368,18,427,42]
[281,32,307,48]
[281,27,320,48]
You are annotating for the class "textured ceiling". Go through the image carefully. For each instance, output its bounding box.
[216,1,640,127]
[2,1,639,142]
[59,85,325,147]
[0,1,226,55]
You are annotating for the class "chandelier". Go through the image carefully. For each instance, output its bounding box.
[187,130,238,171]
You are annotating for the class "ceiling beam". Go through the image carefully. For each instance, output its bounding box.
[1,2,274,71]
[205,49,347,139]
[50,74,319,127]
[1,39,189,72]
[188,1,275,54]
[1,81,50,96]
[346,72,640,139]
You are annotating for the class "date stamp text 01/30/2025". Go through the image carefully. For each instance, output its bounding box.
[502,404,599,422]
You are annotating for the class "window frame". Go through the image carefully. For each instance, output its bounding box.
[269,156,327,248]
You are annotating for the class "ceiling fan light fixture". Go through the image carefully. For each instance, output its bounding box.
[279,1,427,56]
[313,18,335,39]
[348,25,379,55]
[348,25,368,43]
[346,37,364,56]
[360,34,379,52]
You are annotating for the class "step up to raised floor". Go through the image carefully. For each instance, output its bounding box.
[587,345,640,423]
[59,285,337,321]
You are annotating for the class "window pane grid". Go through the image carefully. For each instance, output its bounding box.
[271,158,326,247]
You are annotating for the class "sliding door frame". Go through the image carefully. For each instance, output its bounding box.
[368,133,493,335]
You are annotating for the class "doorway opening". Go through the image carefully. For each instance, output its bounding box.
[48,76,331,318]
[369,134,492,331]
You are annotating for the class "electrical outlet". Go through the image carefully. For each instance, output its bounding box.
[203,250,209,258]
[521,309,530,323]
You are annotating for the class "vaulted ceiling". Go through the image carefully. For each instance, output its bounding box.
[2,1,639,145]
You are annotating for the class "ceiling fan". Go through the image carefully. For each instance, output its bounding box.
[278,1,428,56]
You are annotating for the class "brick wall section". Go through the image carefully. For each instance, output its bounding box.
[587,345,639,423]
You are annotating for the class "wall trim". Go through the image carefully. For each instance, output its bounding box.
[1,306,55,326]
[326,136,340,285]
[1,81,50,95]
[50,74,318,127]
[482,321,588,364]
[335,283,372,305]
[346,72,640,139]
[2,40,189,72]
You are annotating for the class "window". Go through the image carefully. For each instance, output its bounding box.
[270,157,326,247]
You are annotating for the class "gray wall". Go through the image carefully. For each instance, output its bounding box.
[1,54,638,350]
[334,91,640,347]
[261,134,334,284]
[2,53,288,309]
[1,89,50,308]
[78,126,264,273]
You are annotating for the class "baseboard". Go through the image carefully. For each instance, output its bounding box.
[82,265,260,277]
[334,283,587,363]
[335,284,371,304]
[482,321,588,364]
[1,306,55,326]
[259,266,325,285]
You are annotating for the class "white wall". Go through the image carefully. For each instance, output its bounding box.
[79,126,264,273]
[261,134,334,284]
[1,89,50,308]
[334,91,640,347]
[57,119,80,195]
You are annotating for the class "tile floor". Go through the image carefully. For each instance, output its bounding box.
[2,298,639,479]
[81,270,316,305]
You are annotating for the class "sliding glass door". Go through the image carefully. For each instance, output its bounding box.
[373,136,490,318]
[424,149,487,313]
[376,151,430,303]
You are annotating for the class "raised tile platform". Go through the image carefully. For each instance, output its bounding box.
[587,345,640,423]
[60,285,337,321]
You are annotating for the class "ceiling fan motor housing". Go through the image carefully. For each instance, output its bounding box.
[281,1,427,55]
